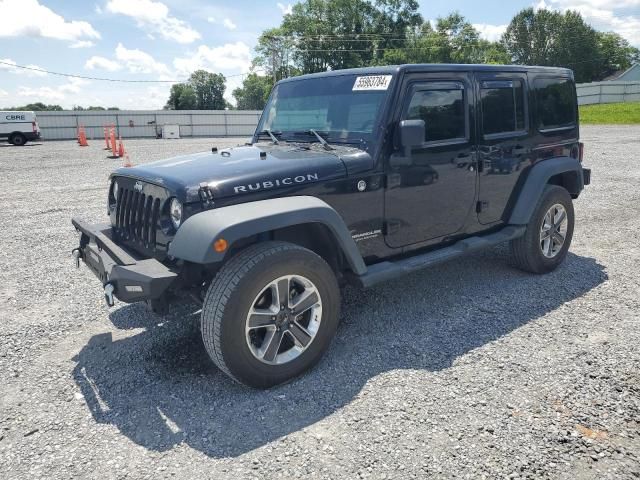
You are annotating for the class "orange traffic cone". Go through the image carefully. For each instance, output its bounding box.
[123,154,132,168]
[118,136,125,157]
[109,128,118,158]
[104,127,110,150]
[79,126,89,147]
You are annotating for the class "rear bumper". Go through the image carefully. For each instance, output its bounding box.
[582,167,591,186]
[25,131,40,141]
[72,218,178,305]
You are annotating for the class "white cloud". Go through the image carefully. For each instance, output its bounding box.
[0,0,100,41]
[277,2,293,15]
[473,23,507,42]
[207,16,237,30]
[16,78,91,103]
[0,58,47,76]
[17,86,65,101]
[70,40,95,49]
[124,85,171,109]
[0,88,7,98]
[105,0,200,44]
[115,43,169,74]
[223,18,237,30]
[59,78,90,94]
[537,0,640,45]
[85,56,122,71]
[84,45,170,76]
[173,42,252,75]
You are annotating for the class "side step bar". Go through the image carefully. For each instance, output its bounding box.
[354,225,525,288]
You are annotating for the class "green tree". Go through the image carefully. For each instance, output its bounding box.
[271,0,422,74]
[233,73,273,110]
[164,71,226,110]
[381,14,509,65]
[6,102,63,111]
[188,70,227,110]
[254,27,299,82]
[165,83,197,110]
[501,8,600,82]
[595,31,640,80]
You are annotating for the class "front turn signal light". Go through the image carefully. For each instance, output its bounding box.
[213,238,228,253]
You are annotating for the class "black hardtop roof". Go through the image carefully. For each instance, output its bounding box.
[278,64,574,84]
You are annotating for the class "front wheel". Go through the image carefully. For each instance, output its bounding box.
[510,185,575,274]
[201,241,340,388]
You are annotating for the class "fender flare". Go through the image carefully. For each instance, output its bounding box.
[509,156,584,225]
[168,195,367,275]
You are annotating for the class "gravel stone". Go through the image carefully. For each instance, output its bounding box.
[0,128,639,479]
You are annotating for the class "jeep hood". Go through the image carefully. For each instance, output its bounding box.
[113,144,360,203]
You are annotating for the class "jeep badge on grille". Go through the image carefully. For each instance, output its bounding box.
[134,181,143,193]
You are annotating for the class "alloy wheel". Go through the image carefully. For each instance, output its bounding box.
[540,203,568,258]
[245,275,322,365]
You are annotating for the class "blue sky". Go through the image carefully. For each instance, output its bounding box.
[1,0,638,109]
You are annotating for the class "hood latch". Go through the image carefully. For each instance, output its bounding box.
[198,183,215,208]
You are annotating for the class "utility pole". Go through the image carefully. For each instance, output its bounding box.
[265,35,278,85]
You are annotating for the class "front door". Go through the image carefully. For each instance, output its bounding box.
[384,73,477,248]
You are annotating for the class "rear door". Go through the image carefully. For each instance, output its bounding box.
[384,72,477,248]
[475,72,531,224]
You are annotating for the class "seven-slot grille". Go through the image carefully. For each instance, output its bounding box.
[114,186,161,247]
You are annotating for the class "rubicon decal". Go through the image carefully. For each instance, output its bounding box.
[233,173,319,194]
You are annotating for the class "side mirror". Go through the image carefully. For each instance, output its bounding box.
[399,119,425,150]
[390,119,425,168]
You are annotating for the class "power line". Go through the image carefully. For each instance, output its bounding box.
[0,61,264,82]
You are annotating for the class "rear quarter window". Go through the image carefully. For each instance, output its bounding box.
[534,77,576,131]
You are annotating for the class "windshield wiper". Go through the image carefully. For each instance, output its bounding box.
[307,129,335,151]
[256,129,281,145]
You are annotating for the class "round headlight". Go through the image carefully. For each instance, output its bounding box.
[169,198,182,229]
[112,180,119,200]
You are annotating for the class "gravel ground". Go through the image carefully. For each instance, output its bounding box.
[0,128,638,479]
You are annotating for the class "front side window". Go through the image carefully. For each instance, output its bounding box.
[405,87,466,143]
[480,79,526,136]
[534,77,576,130]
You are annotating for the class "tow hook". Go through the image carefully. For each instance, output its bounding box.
[104,283,115,307]
[72,248,81,268]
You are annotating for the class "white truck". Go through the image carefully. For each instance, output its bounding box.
[1,111,41,145]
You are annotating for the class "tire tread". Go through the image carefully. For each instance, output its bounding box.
[201,241,313,384]
[510,185,573,274]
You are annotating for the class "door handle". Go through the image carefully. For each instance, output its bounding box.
[452,153,473,167]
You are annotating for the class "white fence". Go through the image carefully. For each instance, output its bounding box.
[576,81,640,105]
[36,110,262,140]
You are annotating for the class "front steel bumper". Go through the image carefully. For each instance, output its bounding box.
[72,218,178,306]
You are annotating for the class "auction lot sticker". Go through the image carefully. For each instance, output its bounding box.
[353,75,393,91]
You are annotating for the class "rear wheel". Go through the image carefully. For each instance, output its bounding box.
[510,185,574,274]
[201,241,340,388]
[9,133,27,146]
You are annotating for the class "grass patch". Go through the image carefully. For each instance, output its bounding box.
[579,102,640,124]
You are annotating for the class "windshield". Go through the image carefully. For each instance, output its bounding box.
[257,74,392,142]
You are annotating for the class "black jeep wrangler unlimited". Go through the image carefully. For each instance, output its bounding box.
[72,64,590,388]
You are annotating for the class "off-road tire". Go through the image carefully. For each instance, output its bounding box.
[201,241,340,388]
[510,185,574,274]
[9,133,27,146]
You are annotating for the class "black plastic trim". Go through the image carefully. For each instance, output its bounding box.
[509,157,584,225]
[168,196,368,275]
[72,218,178,303]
